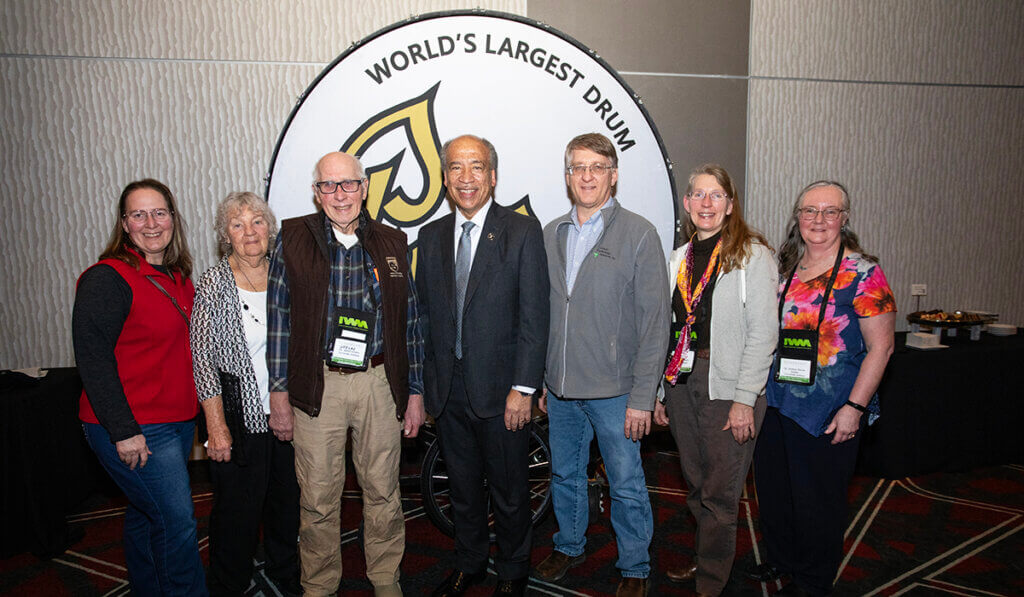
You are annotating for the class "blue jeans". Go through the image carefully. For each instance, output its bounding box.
[546,393,653,578]
[83,421,207,596]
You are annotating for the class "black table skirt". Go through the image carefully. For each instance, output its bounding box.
[857,330,1024,478]
[1,368,105,558]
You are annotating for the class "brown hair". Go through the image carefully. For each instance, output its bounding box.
[564,132,618,169]
[777,180,878,275]
[682,164,771,273]
[99,178,194,278]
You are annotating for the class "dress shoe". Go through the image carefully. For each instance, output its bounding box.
[533,551,585,581]
[431,570,485,597]
[747,562,782,582]
[776,581,812,596]
[492,576,528,596]
[615,577,648,597]
[665,562,698,583]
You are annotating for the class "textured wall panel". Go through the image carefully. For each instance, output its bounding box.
[528,1,751,246]
[1,0,525,62]
[530,0,749,75]
[1,0,527,369]
[750,0,1024,85]
[745,79,1024,328]
[624,74,747,245]
[0,57,319,368]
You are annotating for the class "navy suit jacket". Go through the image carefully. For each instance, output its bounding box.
[416,202,549,419]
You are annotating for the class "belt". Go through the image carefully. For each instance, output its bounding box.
[327,353,385,375]
[695,348,711,360]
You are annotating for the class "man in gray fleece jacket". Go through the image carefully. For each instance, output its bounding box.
[535,133,670,597]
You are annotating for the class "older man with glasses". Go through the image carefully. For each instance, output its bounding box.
[267,151,426,597]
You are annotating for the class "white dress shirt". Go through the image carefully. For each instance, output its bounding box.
[453,200,535,396]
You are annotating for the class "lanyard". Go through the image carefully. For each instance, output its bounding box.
[146,275,190,331]
[778,248,845,332]
[664,237,721,384]
[678,237,722,324]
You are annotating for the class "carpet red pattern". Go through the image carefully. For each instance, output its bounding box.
[2,443,1021,596]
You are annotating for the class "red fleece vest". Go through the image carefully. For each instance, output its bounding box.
[78,256,198,425]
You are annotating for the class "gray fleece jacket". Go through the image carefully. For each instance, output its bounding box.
[544,200,670,410]
[666,241,778,406]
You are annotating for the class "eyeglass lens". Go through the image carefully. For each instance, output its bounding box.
[316,180,362,193]
[126,209,170,223]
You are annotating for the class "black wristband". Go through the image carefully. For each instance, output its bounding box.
[844,400,867,413]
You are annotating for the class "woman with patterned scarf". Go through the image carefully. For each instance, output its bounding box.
[653,164,778,597]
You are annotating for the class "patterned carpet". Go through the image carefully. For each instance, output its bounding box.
[2,434,1022,596]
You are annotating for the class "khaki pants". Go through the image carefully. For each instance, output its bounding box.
[292,364,404,596]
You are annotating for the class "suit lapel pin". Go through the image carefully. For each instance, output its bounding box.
[487,232,495,241]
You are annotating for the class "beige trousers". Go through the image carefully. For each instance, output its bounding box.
[291,364,404,596]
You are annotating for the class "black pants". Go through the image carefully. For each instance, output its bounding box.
[207,430,300,596]
[753,407,864,596]
[436,361,532,580]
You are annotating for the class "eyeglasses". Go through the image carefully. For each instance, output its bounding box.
[797,207,847,222]
[314,179,363,194]
[688,190,730,203]
[123,208,172,224]
[567,163,615,177]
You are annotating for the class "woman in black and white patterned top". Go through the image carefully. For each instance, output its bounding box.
[191,192,300,596]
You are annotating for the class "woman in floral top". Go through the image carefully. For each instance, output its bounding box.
[751,181,896,596]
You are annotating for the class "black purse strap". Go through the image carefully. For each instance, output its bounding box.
[778,248,845,333]
[146,275,190,331]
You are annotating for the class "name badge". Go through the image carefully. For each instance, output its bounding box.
[777,357,812,384]
[327,307,376,370]
[679,350,695,373]
[774,328,819,386]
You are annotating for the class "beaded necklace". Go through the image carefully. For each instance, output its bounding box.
[664,234,722,384]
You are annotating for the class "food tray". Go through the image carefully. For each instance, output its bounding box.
[906,311,997,328]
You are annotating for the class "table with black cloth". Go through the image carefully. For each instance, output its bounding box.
[857,329,1024,479]
[1,368,106,558]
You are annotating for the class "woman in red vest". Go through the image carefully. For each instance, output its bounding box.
[72,179,207,596]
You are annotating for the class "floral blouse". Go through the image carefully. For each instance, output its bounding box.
[766,253,896,436]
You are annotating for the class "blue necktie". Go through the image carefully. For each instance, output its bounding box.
[454,221,474,359]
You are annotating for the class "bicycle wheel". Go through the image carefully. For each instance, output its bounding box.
[420,436,456,536]
[525,423,553,527]
[420,422,552,538]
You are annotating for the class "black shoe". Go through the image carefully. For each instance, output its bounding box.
[747,562,782,582]
[776,582,812,596]
[492,576,528,596]
[432,570,486,597]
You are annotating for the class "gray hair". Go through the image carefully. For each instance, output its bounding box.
[440,135,498,172]
[214,192,278,258]
[777,180,878,274]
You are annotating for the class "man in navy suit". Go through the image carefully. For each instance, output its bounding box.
[416,135,549,597]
